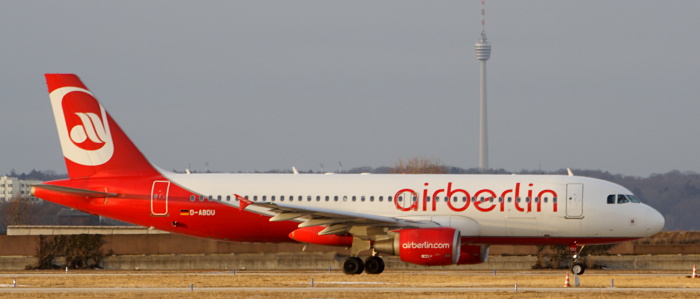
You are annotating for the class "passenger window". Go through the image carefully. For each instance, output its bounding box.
[307,196,312,201]
[361,196,365,202]
[370,196,375,202]
[280,196,284,202]
[262,196,267,202]
[271,196,275,202]
[226,195,231,202]
[379,196,384,202]
[388,196,393,202]
[190,195,195,202]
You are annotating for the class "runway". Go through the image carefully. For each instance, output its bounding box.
[3,286,700,293]
[1,270,699,298]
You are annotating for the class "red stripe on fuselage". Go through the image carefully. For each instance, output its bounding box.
[35,177,298,243]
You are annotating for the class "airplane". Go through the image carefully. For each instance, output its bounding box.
[33,74,665,275]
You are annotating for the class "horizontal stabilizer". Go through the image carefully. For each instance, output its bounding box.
[32,184,118,198]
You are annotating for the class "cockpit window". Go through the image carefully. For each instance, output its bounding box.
[627,195,641,203]
[607,194,642,204]
[617,194,629,204]
[607,195,615,204]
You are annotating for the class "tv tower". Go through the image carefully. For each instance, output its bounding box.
[475,0,491,170]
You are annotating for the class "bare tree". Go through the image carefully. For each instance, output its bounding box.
[391,157,448,174]
[1,196,37,227]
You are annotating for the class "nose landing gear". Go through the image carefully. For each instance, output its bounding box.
[570,244,586,275]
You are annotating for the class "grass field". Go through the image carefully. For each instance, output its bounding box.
[2,269,699,298]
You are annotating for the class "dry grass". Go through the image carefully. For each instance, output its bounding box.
[1,270,699,298]
[3,291,695,299]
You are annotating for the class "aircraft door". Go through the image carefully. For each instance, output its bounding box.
[565,183,583,218]
[151,180,170,216]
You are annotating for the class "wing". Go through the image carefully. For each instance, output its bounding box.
[235,194,439,236]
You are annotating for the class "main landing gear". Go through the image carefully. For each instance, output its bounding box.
[342,255,385,275]
[570,244,586,275]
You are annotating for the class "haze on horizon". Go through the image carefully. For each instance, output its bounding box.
[2,1,700,177]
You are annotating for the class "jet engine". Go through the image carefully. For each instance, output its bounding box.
[374,227,460,266]
[456,244,489,265]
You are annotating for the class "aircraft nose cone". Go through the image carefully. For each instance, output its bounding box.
[646,207,665,235]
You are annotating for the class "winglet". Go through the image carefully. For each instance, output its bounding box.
[567,168,574,176]
[235,194,253,211]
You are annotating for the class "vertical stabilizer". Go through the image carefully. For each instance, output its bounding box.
[46,74,159,179]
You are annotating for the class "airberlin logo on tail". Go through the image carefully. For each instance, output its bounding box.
[49,87,114,166]
[70,112,109,149]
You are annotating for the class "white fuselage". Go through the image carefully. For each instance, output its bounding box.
[164,172,664,242]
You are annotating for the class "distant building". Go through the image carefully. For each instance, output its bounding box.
[0,176,43,203]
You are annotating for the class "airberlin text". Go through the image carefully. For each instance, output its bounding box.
[403,241,451,249]
[394,182,558,213]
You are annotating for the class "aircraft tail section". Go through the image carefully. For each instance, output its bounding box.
[46,74,160,179]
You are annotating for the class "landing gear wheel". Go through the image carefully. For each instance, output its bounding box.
[364,256,385,274]
[569,244,586,275]
[343,257,364,275]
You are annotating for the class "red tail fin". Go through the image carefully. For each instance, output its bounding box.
[46,74,160,179]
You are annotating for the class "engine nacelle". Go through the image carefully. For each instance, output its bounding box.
[374,227,460,266]
[288,226,353,247]
[456,244,489,265]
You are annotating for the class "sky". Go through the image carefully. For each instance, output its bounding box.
[2,1,700,177]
